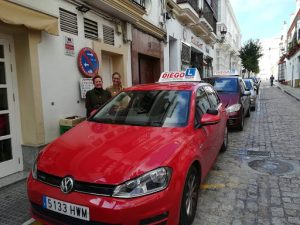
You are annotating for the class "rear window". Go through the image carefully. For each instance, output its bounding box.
[206,77,238,92]
[244,79,253,90]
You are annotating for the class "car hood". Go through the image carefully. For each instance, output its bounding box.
[217,92,240,107]
[38,121,186,185]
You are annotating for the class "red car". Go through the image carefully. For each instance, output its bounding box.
[27,69,228,225]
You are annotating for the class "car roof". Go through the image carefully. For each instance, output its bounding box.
[125,82,209,91]
[204,76,240,79]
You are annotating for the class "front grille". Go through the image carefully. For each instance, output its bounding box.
[31,202,121,225]
[37,170,115,196]
[140,212,168,225]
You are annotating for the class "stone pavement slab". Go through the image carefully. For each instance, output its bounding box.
[0,180,31,225]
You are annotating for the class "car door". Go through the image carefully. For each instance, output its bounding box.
[239,78,249,117]
[204,86,225,156]
[194,87,216,176]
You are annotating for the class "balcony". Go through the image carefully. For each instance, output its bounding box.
[177,0,198,12]
[203,0,217,33]
[176,0,199,24]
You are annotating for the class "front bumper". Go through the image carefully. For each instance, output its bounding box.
[27,173,179,225]
[226,111,242,128]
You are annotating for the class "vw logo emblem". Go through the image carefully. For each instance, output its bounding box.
[60,176,74,194]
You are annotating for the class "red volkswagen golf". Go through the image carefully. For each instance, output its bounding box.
[27,69,228,225]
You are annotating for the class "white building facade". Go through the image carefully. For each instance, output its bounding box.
[0,0,242,178]
[0,0,166,177]
[214,0,241,74]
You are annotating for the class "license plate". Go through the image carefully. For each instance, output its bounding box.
[43,196,90,221]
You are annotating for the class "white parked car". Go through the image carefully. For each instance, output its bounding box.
[243,78,257,110]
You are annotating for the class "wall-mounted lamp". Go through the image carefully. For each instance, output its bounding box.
[76,5,90,13]
[219,27,227,43]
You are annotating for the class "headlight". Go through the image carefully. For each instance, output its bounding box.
[226,104,241,113]
[113,167,172,198]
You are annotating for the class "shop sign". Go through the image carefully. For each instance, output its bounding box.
[64,36,74,57]
[79,78,94,98]
[77,47,99,78]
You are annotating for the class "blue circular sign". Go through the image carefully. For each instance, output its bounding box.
[78,47,99,77]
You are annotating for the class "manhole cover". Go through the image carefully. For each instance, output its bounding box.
[247,150,270,156]
[248,159,293,175]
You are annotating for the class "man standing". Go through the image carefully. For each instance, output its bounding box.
[85,75,111,117]
[106,72,123,97]
[270,75,274,86]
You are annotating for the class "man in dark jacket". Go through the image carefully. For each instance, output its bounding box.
[85,75,112,117]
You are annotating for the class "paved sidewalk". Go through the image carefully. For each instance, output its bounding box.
[275,82,300,101]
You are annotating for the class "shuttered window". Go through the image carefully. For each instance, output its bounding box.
[84,18,98,40]
[181,43,191,63]
[103,25,115,46]
[59,8,78,35]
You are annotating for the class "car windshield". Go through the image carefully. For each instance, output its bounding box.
[208,77,238,92]
[90,90,191,127]
[244,79,253,90]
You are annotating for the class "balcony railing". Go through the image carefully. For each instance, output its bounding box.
[177,0,199,13]
[131,0,145,9]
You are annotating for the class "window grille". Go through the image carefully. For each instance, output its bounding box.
[181,43,191,63]
[84,18,98,40]
[103,25,115,46]
[59,8,78,35]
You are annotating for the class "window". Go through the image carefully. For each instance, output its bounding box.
[59,8,78,35]
[91,90,191,127]
[208,77,238,92]
[195,88,211,125]
[103,25,115,46]
[204,86,219,109]
[84,18,98,40]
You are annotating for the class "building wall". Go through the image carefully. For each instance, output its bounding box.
[258,38,280,81]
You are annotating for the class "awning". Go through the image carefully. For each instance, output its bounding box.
[0,0,58,35]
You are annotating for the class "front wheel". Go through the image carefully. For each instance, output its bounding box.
[179,166,200,225]
[220,126,228,152]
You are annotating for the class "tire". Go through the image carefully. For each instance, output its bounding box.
[237,113,244,131]
[179,166,200,225]
[246,107,250,117]
[220,126,228,152]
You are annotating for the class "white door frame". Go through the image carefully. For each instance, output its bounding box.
[0,34,23,177]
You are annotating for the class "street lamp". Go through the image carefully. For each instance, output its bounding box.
[220,27,227,42]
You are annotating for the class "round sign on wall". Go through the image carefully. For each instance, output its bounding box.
[77,47,99,78]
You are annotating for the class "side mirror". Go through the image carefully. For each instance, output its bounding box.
[200,111,220,126]
[244,91,251,96]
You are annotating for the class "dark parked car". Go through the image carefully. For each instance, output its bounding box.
[203,76,251,131]
[249,77,260,94]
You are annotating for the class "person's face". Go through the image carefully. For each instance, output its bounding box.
[93,77,103,89]
[112,74,121,86]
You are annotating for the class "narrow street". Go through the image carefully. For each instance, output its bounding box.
[193,81,300,225]
[1,82,300,225]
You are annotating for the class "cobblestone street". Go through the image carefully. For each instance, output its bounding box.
[0,180,30,225]
[193,82,300,225]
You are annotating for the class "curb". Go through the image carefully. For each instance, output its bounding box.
[275,85,300,102]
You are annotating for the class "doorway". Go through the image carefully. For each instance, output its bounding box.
[0,36,22,177]
[138,54,160,84]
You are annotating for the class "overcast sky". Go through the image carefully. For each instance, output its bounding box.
[230,0,296,43]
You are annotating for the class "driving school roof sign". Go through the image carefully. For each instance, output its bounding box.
[78,47,99,78]
[214,69,239,76]
[158,68,201,82]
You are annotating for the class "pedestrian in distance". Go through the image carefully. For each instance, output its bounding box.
[106,72,123,97]
[270,75,274,86]
[85,75,112,117]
